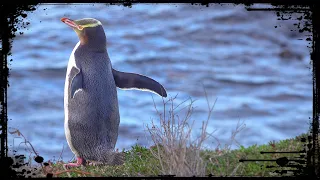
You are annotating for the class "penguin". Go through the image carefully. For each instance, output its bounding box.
[61,17,167,168]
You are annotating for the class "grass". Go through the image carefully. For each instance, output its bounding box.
[8,93,311,177]
[26,133,308,177]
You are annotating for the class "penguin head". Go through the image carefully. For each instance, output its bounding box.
[61,17,107,51]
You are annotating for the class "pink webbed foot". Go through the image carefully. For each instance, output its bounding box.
[63,157,86,169]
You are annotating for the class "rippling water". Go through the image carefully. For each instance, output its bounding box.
[7,4,312,161]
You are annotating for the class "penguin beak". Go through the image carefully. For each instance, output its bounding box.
[61,17,83,30]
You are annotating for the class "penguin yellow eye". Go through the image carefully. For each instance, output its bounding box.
[77,25,84,31]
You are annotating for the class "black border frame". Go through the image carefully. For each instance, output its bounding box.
[0,1,318,178]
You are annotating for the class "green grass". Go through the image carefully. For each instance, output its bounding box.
[36,132,308,177]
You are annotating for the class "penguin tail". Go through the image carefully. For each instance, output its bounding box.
[102,151,125,166]
[111,152,125,166]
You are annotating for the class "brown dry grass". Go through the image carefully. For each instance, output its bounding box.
[145,88,220,176]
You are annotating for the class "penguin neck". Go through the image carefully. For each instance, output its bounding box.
[80,37,107,52]
[79,26,107,52]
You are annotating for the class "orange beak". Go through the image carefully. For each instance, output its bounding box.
[61,17,83,30]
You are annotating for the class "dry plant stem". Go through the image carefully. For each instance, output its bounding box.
[62,162,72,177]
[230,163,242,176]
[9,128,45,174]
[69,154,75,163]
[148,92,217,177]
[209,118,246,176]
[57,144,65,162]
[151,96,165,174]
[9,129,39,156]
[231,119,246,149]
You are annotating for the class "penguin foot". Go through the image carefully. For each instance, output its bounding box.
[63,157,86,169]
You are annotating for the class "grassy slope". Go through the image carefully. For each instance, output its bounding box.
[42,133,308,177]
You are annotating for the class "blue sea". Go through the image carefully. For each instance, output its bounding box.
[7,3,312,162]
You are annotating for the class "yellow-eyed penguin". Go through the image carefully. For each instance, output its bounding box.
[61,17,167,168]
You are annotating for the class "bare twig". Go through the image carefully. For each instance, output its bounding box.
[146,92,216,176]
[8,128,54,177]
[69,154,75,163]
[10,129,39,156]
[57,144,65,162]
[230,163,242,176]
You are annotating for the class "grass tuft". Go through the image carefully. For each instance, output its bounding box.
[145,92,217,176]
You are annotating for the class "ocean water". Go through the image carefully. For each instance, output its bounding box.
[7,3,312,162]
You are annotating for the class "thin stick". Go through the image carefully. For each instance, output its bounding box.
[57,144,65,162]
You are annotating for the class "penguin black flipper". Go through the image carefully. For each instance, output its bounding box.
[70,66,83,99]
[112,68,167,98]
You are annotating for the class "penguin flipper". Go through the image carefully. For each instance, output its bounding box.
[112,68,167,98]
[70,66,83,99]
